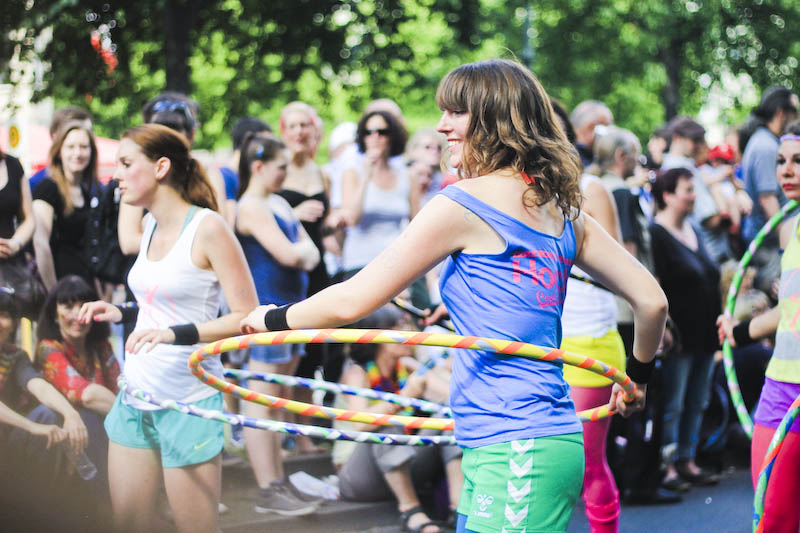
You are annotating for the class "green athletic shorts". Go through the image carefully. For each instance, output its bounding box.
[458,433,584,532]
[105,392,224,468]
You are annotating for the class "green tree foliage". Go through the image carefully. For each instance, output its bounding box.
[2,0,798,148]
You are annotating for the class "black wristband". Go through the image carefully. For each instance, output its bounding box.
[264,304,291,331]
[732,318,755,347]
[626,356,655,384]
[169,323,199,345]
[117,302,139,324]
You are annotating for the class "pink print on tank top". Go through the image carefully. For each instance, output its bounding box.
[137,283,179,328]
[511,250,572,309]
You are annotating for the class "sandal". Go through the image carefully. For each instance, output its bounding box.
[399,506,441,533]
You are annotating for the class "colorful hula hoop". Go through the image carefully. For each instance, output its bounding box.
[118,377,456,446]
[722,199,798,437]
[189,329,635,425]
[752,393,800,532]
[223,368,452,416]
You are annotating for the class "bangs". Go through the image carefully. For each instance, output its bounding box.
[55,276,97,306]
[436,67,472,112]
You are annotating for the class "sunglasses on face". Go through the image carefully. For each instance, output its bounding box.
[365,128,390,137]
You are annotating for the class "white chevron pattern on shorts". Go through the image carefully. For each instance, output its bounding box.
[505,504,528,528]
[507,479,531,503]
[511,439,534,455]
[502,528,526,533]
[509,456,533,478]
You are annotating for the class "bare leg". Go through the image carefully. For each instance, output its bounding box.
[163,455,221,533]
[445,457,463,509]
[108,441,162,533]
[243,360,284,488]
[384,464,440,533]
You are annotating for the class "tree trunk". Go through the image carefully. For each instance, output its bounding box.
[163,0,197,94]
[660,41,682,121]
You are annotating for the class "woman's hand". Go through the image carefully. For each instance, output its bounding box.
[240,305,275,334]
[125,328,176,354]
[609,382,646,417]
[0,238,20,259]
[29,422,68,449]
[79,300,123,324]
[716,314,736,347]
[423,304,450,327]
[293,199,326,222]
[62,412,89,454]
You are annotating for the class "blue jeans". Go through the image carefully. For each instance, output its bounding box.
[661,352,715,461]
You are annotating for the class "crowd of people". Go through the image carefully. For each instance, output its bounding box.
[0,57,798,533]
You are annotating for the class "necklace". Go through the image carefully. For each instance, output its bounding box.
[365,360,408,393]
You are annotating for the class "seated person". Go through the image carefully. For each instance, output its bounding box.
[0,288,92,529]
[35,275,120,495]
[333,306,461,533]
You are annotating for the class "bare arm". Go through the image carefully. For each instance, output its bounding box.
[583,179,622,242]
[340,167,369,226]
[340,365,402,432]
[32,199,57,290]
[5,176,35,256]
[574,213,667,365]
[26,377,88,451]
[760,193,781,220]
[241,194,469,332]
[236,197,319,270]
[79,383,117,415]
[118,203,144,255]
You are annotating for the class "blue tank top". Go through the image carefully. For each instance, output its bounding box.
[437,186,583,447]
[237,196,308,306]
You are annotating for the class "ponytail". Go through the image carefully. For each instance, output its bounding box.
[237,131,285,199]
[122,123,217,211]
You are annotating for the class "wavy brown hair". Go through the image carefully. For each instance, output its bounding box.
[48,121,99,216]
[436,59,582,218]
[122,124,217,211]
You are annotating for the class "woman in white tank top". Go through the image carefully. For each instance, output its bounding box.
[80,124,258,533]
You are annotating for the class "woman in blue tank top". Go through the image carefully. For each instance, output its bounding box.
[242,59,667,533]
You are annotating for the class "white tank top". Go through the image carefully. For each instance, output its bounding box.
[123,208,223,410]
[561,174,618,338]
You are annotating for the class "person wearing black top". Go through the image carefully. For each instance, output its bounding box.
[650,167,722,491]
[32,122,99,290]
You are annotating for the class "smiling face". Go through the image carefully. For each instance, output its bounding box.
[56,300,91,344]
[777,139,800,201]
[113,138,161,206]
[363,114,391,159]
[60,128,92,180]
[437,109,470,170]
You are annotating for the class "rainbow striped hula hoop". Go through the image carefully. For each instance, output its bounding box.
[223,368,452,416]
[117,377,456,446]
[752,393,800,532]
[189,329,635,425]
[722,199,798,438]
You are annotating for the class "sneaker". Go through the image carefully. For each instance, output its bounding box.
[254,481,318,516]
[281,478,325,506]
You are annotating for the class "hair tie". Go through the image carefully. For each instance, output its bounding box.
[521,170,535,186]
[780,134,800,144]
[254,143,265,160]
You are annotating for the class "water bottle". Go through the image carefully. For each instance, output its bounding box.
[63,443,98,480]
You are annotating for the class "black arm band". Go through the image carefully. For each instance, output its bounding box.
[264,304,291,331]
[732,318,755,347]
[626,356,655,384]
[169,323,199,345]
[117,302,139,324]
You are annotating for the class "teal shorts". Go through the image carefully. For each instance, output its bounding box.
[458,433,584,532]
[104,393,225,468]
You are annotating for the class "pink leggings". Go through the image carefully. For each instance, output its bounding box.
[751,424,800,533]
[570,385,619,533]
